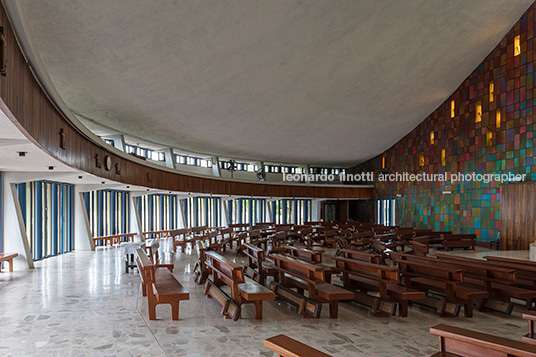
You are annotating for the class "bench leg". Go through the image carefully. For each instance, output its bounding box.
[329,301,339,318]
[399,301,408,317]
[254,301,263,319]
[171,302,179,320]
[148,295,157,320]
[464,303,473,318]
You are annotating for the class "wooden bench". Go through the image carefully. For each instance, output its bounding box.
[441,233,476,251]
[242,243,278,284]
[390,252,489,317]
[144,238,175,272]
[523,311,536,345]
[264,334,331,357]
[285,246,324,264]
[135,248,189,320]
[284,247,338,283]
[435,254,536,313]
[142,229,172,240]
[171,228,190,253]
[333,255,425,317]
[92,232,136,246]
[204,251,275,319]
[269,253,353,318]
[430,324,536,357]
[0,253,18,272]
[410,236,430,256]
[394,227,416,242]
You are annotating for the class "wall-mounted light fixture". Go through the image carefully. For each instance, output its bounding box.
[514,35,521,56]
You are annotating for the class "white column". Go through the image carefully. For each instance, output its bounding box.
[129,194,143,242]
[266,200,274,222]
[177,198,186,228]
[310,199,322,221]
[221,198,230,227]
[2,173,34,270]
[74,186,93,251]
[212,157,221,177]
[163,148,176,169]
[108,134,126,151]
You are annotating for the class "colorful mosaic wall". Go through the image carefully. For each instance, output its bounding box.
[355,3,536,242]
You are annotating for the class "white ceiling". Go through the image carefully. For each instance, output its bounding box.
[15,0,534,166]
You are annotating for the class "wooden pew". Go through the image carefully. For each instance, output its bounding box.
[264,334,332,357]
[142,229,172,240]
[441,233,476,251]
[347,231,374,251]
[435,254,536,313]
[285,246,323,264]
[142,238,174,272]
[389,252,489,317]
[430,324,536,357]
[284,247,338,283]
[242,243,278,284]
[484,256,536,305]
[0,253,18,272]
[269,253,353,318]
[333,255,425,317]
[410,236,430,256]
[340,249,381,263]
[92,232,136,246]
[204,251,275,319]
[523,311,536,345]
[394,227,416,243]
[171,228,190,253]
[216,227,233,251]
[135,248,189,320]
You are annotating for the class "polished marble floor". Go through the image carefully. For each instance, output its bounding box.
[0,242,531,356]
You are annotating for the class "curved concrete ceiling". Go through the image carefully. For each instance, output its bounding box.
[16,0,533,166]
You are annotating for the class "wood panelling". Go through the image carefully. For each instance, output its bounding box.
[0,5,371,199]
[500,182,536,250]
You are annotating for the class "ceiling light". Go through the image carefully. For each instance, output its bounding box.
[78,176,83,179]
[18,151,26,157]
[101,181,105,184]
[48,166,54,170]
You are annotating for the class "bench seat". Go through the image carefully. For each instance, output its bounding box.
[154,268,189,301]
[156,252,175,272]
[412,277,488,301]
[0,252,18,272]
[264,334,331,357]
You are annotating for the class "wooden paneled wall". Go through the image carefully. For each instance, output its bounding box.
[0,5,372,199]
[500,182,536,250]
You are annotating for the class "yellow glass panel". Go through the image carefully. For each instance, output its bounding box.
[514,35,521,56]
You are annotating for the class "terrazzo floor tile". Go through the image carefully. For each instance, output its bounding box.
[0,241,529,356]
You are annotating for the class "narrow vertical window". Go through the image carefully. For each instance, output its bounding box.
[496,109,501,128]
[475,101,482,122]
[489,81,494,102]
[430,131,435,145]
[514,35,521,56]
[450,100,455,118]
[441,149,446,166]
[382,156,385,169]
[419,153,425,166]
[486,127,493,146]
